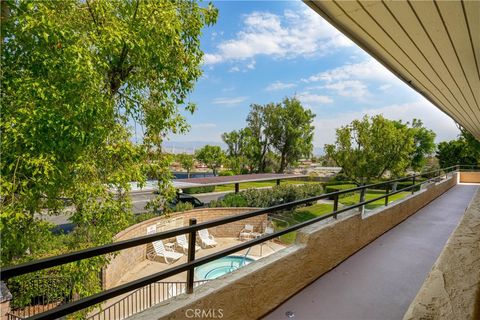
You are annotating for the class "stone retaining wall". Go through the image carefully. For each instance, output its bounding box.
[403,187,480,320]
[103,208,265,289]
[130,174,457,320]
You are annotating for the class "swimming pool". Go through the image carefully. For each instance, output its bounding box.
[195,255,254,280]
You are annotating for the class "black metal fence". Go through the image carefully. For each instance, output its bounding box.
[6,276,74,319]
[0,165,474,320]
[87,280,208,320]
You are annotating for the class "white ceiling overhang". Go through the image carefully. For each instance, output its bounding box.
[305,0,480,140]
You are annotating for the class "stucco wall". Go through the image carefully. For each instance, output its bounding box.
[403,187,480,320]
[460,171,480,183]
[130,174,457,320]
[103,208,265,289]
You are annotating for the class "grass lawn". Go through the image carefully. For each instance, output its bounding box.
[272,203,334,244]
[214,179,317,192]
[339,189,410,210]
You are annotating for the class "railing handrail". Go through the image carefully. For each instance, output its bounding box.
[87,280,208,320]
[0,165,460,280]
[1,164,474,320]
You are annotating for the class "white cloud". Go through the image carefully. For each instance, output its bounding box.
[212,96,248,106]
[303,58,397,83]
[265,81,297,91]
[378,84,393,91]
[313,99,459,151]
[297,92,334,108]
[229,66,241,73]
[204,7,353,65]
[323,80,368,99]
[191,123,217,129]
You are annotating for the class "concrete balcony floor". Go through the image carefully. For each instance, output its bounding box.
[264,185,478,320]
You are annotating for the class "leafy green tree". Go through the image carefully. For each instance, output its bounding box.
[436,130,480,168]
[325,115,415,185]
[176,153,195,178]
[265,97,315,173]
[408,119,436,171]
[195,145,226,176]
[246,104,274,172]
[1,0,217,301]
[222,128,257,173]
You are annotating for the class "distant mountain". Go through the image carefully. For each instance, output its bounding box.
[163,141,324,156]
[162,140,226,154]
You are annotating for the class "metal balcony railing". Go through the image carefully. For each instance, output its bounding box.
[1,165,476,320]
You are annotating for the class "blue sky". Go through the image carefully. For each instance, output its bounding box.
[165,1,460,154]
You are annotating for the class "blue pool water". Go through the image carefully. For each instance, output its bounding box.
[195,255,254,280]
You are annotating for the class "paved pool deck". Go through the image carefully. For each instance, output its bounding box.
[264,184,478,320]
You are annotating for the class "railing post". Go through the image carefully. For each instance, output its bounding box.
[276,179,281,186]
[385,183,389,206]
[186,218,197,294]
[234,183,239,193]
[359,186,366,213]
[411,175,416,195]
[333,194,339,218]
[149,283,153,308]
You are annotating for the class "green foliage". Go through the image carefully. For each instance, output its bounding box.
[209,193,248,208]
[1,0,217,307]
[219,170,236,176]
[195,145,226,176]
[436,130,480,168]
[171,201,194,213]
[265,97,316,172]
[325,115,415,184]
[324,184,357,198]
[176,153,195,178]
[209,183,323,208]
[182,185,216,194]
[408,119,436,171]
[222,97,315,173]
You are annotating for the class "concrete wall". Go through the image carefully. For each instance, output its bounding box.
[103,208,265,289]
[403,187,480,320]
[460,171,480,183]
[130,174,457,320]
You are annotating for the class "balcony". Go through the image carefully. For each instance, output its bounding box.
[1,166,479,320]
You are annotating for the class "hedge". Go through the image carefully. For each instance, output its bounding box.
[182,185,216,194]
[209,183,323,208]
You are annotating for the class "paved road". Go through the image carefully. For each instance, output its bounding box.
[264,185,478,320]
[130,190,228,214]
[38,190,231,233]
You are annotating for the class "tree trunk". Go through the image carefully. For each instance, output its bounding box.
[278,154,287,173]
[187,170,190,179]
[392,181,398,192]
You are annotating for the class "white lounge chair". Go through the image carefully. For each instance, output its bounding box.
[239,224,260,241]
[147,240,183,264]
[198,229,217,248]
[176,234,201,254]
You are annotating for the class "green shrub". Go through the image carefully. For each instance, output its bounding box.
[324,184,357,199]
[209,193,248,207]
[210,183,323,208]
[171,202,194,212]
[182,185,216,194]
[219,170,236,176]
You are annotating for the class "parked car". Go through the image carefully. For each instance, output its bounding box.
[171,192,205,208]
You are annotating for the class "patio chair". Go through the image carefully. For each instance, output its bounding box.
[198,229,217,248]
[176,234,201,254]
[239,224,260,241]
[147,240,183,264]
